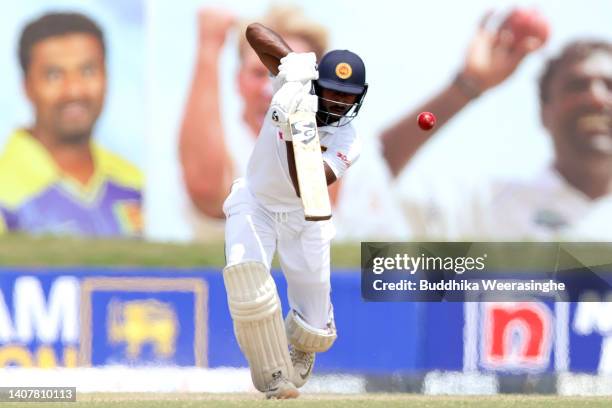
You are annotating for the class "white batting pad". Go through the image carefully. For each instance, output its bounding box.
[285,309,337,353]
[223,261,293,391]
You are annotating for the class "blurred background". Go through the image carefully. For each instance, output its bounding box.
[0,0,611,397]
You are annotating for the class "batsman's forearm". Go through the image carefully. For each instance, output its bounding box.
[323,163,337,186]
[381,79,475,178]
[179,48,233,218]
[286,141,301,197]
[246,23,293,75]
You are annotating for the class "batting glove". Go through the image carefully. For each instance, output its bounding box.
[271,70,288,94]
[270,81,314,140]
[296,93,317,114]
[279,52,319,83]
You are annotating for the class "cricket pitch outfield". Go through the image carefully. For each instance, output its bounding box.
[5,393,611,408]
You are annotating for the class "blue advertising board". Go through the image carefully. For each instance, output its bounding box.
[0,268,610,374]
[0,268,419,372]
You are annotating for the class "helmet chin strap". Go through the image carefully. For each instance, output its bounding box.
[315,96,360,127]
[316,110,356,127]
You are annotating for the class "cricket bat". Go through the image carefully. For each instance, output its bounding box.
[289,110,332,221]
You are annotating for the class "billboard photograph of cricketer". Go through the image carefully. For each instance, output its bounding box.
[0,0,609,244]
[145,0,612,244]
[0,1,144,238]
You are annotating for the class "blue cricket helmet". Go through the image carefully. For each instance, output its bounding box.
[314,49,368,126]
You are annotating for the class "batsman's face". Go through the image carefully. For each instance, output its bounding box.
[543,52,612,165]
[319,89,358,116]
[25,33,106,144]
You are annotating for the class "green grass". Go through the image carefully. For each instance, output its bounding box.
[0,235,361,268]
[3,394,611,408]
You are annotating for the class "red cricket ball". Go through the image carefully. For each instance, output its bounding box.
[501,8,550,44]
[417,112,436,131]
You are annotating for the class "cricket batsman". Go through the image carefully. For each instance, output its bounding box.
[221,22,367,399]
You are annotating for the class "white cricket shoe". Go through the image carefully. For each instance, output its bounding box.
[264,374,299,399]
[290,345,316,388]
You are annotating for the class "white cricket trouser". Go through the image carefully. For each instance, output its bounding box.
[223,178,335,329]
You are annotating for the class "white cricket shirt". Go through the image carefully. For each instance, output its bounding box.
[246,108,361,212]
[400,167,612,241]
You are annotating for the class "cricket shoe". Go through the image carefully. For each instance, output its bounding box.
[264,374,299,399]
[290,345,316,388]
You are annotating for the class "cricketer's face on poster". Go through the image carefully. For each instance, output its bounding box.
[25,33,106,144]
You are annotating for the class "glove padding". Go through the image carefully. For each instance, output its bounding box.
[270,81,318,141]
[279,52,319,83]
[271,52,318,94]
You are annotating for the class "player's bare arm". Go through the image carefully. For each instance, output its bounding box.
[381,9,545,178]
[180,8,236,218]
[324,165,337,185]
[246,23,293,75]
[381,81,474,178]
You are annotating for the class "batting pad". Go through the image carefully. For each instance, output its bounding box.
[285,309,337,353]
[223,262,293,392]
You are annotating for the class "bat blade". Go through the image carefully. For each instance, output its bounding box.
[289,111,332,221]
